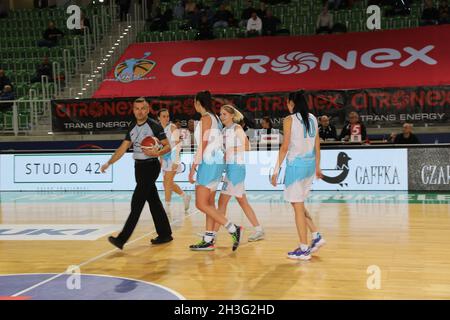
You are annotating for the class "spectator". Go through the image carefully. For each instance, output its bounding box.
[173,1,185,20]
[260,116,280,135]
[439,0,450,24]
[197,15,215,40]
[421,0,439,25]
[188,119,196,150]
[37,21,64,48]
[241,0,256,26]
[213,4,234,28]
[202,4,215,22]
[263,10,281,35]
[0,85,15,112]
[149,7,169,31]
[318,115,338,141]
[163,7,174,23]
[31,57,53,83]
[185,0,197,17]
[261,116,271,130]
[339,111,367,141]
[258,116,280,150]
[256,2,268,19]
[118,0,131,22]
[0,69,12,92]
[316,5,333,34]
[391,123,420,144]
[247,12,262,37]
[80,12,91,34]
[73,11,91,35]
[187,6,201,29]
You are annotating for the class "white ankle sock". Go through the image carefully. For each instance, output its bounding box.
[312,232,320,239]
[225,221,237,233]
[300,244,309,252]
[204,231,214,243]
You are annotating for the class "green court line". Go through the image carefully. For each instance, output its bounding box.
[1,191,449,204]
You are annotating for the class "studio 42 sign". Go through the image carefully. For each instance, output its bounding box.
[13,154,113,183]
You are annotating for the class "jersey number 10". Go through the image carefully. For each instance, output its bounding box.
[300,118,316,139]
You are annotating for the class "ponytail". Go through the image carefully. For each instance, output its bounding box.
[288,91,311,134]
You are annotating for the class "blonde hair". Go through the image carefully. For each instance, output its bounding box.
[221,104,244,123]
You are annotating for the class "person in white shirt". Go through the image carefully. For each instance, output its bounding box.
[246,12,262,36]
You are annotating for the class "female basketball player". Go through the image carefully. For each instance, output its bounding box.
[211,105,264,242]
[271,91,326,260]
[157,109,191,213]
[188,91,243,251]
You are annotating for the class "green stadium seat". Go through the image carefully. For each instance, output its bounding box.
[19,114,30,130]
[161,31,174,42]
[3,113,13,130]
[174,30,186,41]
[186,29,197,41]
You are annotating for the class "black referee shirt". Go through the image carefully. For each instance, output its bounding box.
[124,118,167,160]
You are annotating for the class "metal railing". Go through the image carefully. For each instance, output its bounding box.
[0,97,50,136]
[1,2,148,135]
[65,1,147,99]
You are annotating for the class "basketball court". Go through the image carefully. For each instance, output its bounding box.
[1,190,449,300]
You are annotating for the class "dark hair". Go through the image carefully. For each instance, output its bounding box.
[288,91,311,134]
[157,108,169,117]
[195,90,214,114]
[134,97,149,107]
[262,116,272,129]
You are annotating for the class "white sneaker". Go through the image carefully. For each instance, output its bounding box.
[183,194,191,211]
[248,230,265,242]
[287,247,311,260]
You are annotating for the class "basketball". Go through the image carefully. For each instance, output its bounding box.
[141,136,160,149]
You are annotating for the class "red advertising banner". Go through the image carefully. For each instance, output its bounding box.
[53,86,450,132]
[93,25,450,98]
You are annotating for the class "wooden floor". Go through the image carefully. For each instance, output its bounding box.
[1,191,450,299]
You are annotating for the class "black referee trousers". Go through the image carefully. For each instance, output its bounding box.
[117,159,172,243]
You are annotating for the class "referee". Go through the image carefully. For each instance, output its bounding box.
[101,97,173,250]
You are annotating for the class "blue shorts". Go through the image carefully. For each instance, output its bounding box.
[221,164,246,198]
[284,163,315,203]
[197,162,225,191]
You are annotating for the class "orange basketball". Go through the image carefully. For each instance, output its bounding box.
[141,136,159,149]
